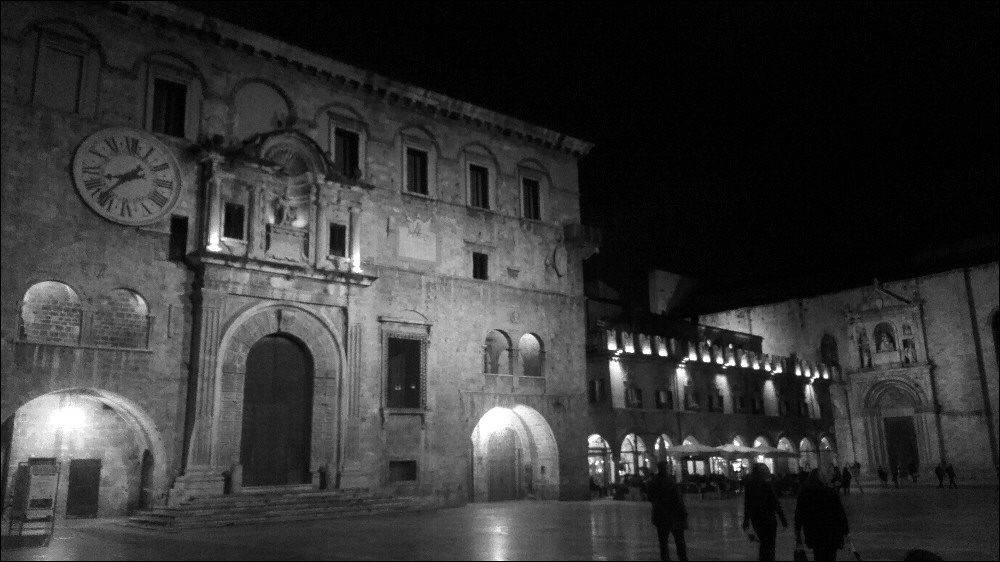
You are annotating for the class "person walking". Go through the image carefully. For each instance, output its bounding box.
[742,463,788,561]
[892,464,901,488]
[934,463,945,488]
[795,469,850,562]
[646,461,688,561]
[840,465,852,496]
[945,463,958,489]
[877,465,888,487]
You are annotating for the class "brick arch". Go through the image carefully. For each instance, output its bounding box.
[213,303,343,473]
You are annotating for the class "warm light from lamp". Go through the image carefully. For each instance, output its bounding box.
[207,232,222,252]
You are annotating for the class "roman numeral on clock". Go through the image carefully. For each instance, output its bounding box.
[152,163,170,173]
[104,137,120,153]
[84,177,104,193]
[153,178,173,190]
[125,136,140,156]
[121,202,133,218]
[149,190,169,208]
[97,190,116,210]
[83,165,103,176]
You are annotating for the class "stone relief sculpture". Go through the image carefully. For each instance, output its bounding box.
[902,339,916,364]
[857,328,873,368]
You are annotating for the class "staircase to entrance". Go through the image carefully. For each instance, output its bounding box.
[124,487,439,531]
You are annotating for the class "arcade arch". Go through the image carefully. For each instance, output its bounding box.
[470,405,558,502]
[1,388,167,518]
[587,434,614,489]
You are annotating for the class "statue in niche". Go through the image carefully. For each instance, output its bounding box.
[903,339,916,364]
[857,328,873,368]
[273,193,300,227]
[902,324,912,336]
[878,332,896,352]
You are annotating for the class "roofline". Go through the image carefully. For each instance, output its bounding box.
[107,1,596,157]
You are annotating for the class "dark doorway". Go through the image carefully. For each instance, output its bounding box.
[240,334,313,486]
[66,459,101,518]
[487,428,518,501]
[884,416,919,472]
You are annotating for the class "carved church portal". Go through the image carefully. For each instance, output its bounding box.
[884,416,919,472]
[487,428,519,501]
[240,335,313,486]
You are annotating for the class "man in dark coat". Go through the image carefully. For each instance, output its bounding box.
[934,463,945,488]
[646,461,688,561]
[742,463,788,561]
[795,469,850,562]
[945,463,958,489]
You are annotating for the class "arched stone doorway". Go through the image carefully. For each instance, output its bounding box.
[239,334,313,486]
[862,379,934,474]
[204,303,343,489]
[470,405,559,502]
[587,434,614,490]
[1,388,167,518]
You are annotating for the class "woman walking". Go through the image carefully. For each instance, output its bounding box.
[742,463,787,561]
[795,469,850,561]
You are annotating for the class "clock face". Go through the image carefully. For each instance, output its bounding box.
[72,128,182,225]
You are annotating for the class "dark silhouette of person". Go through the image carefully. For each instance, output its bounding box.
[840,465,852,495]
[795,469,850,562]
[934,463,945,488]
[908,460,919,483]
[945,463,958,489]
[877,465,888,487]
[646,461,688,561]
[892,464,901,488]
[742,463,787,561]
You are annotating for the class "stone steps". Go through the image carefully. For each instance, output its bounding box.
[123,489,437,531]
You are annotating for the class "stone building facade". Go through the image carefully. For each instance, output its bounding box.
[699,265,1000,481]
[583,280,838,488]
[0,1,598,517]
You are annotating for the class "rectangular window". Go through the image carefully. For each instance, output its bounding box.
[469,164,490,209]
[36,46,83,112]
[168,215,188,261]
[388,460,418,482]
[655,389,673,410]
[334,129,360,178]
[588,379,606,403]
[222,202,245,240]
[626,387,643,409]
[473,252,488,280]
[405,148,428,195]
[151,78,187,137]
[387,337,422,409]
[328,222,347,258]
[522,178,541,220]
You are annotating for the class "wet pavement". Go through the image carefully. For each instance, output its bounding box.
[1,487,996,561]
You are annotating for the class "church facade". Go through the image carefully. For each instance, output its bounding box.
[699,265,999,481]
[0,1,598,517]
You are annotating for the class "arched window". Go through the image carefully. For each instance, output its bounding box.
[484,330,512,374]
[620,433,650,476]
[519,333,544,377]
[588,434,614,487]
[820,334,840,368]
[92,289,150,348]
[799,438,818,471]
[20,281,82,345]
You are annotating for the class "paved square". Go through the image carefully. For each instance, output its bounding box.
[2,487,996,560]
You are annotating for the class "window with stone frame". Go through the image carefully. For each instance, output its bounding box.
[472,252,489,280]
[31,26,99,117]
[333,128,361,179]
[144,54,201,141]
[327,112,368,181]
[222,202,246,241]
[328,222,347,258]
[654,389,673,410]
[405,147,429,195]
[521,177,541,220]
[468,164,490,209]
[381,317,430,411]
[625,386,643,409]
[588,379,607,403]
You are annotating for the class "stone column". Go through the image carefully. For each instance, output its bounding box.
[349,206,361,271]
[170,288,226,503]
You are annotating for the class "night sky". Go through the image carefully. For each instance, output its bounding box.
[179,2,999,312]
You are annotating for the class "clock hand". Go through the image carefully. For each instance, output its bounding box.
[102,165,146,192]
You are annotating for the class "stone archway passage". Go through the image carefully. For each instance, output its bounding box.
[487,428,518,501]
[239,335,313,486]
[470,405,559,502]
